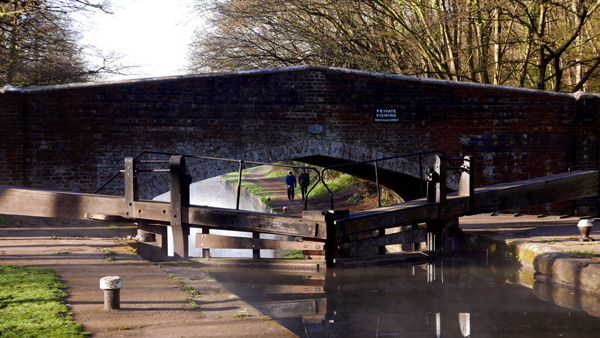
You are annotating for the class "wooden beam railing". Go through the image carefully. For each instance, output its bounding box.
[1,153,598,267]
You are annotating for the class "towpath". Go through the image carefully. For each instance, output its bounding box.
[243,166,368,216]
[0,219,297,337]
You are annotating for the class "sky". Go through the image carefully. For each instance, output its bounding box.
[77,0,201,81]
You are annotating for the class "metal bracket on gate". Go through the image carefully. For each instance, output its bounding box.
[124,157,138,220]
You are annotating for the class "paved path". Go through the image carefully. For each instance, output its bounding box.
[0,218,297,337]
[461,214,600,255]
[243,166,362,216]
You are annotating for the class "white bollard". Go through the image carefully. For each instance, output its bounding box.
[577,219,594,242]
[100,276,123,310]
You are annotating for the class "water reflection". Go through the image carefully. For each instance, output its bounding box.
[206,257,600,338]
[154,176,287,258]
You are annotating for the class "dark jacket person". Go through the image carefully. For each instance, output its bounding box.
[286,171,297,201]
[298,169,310,200]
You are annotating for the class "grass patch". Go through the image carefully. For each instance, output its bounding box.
[0,265,89,337]
[101,248,117,261]
[303,173,356,199]
[571,250,600,258]
[184,286,199,296]
[101,248,116,256]
[282,250,303,259]
[263,166,289,178]
[233,313,259,318]
[264,164,358,200]
[189,299,201,310]
[53,251,71,255]
[221,166,275,205]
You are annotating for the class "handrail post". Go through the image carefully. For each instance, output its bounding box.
[375,160,381,207]
[304,168,322,211]
[419,152,425,198]
[435,154,447,218]
[321,168,335,210]
[124,157,138,220]
[458,156,474,213]
[236,160,244,210]
[170,155,190,260]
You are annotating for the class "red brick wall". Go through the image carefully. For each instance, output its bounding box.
[0,90,24,186]
[1,66,598,213]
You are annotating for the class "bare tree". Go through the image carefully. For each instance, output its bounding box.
[187,0,600,92]
[0,0,134,86]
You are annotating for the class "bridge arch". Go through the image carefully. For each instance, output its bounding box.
[136,140,447,202]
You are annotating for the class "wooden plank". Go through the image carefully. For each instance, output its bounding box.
[132,201,170,222]
[301,210,327,222]
[223,284,326,296]
[131,200,323,238]
[340,229,426,250]
[445,195,470,216]
[0,186,126,220]
[261,285,326,294]
[0,186,325,239]
[473,170,599,211]
[336,199,437,236]
[187,206,323,238]
[195,233,325,250]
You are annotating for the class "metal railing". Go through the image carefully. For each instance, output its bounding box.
[320,150,464,210]
[94,151,322,211]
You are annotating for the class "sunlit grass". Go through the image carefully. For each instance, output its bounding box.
[281,250,303,259]
[221,166,275,205]
[0,265,90,337]
[303,173,356,198]
[233,313,259,318]
[265,165,358,199]
[225,165,361,206]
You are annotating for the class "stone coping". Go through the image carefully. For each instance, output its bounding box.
[460,214,600,294]
[1,65,597,101]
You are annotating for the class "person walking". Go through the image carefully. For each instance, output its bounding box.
[286,171,297,201]
[299,169,310,201]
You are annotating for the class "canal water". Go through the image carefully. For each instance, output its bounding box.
[153,175,286,258]
[156,175,600,337]
[208,257,600,338]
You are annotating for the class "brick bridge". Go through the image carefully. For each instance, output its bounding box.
[1,65,599,213]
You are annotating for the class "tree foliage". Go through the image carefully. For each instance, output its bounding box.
[0,0,131,86]
[188,0,600,92]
